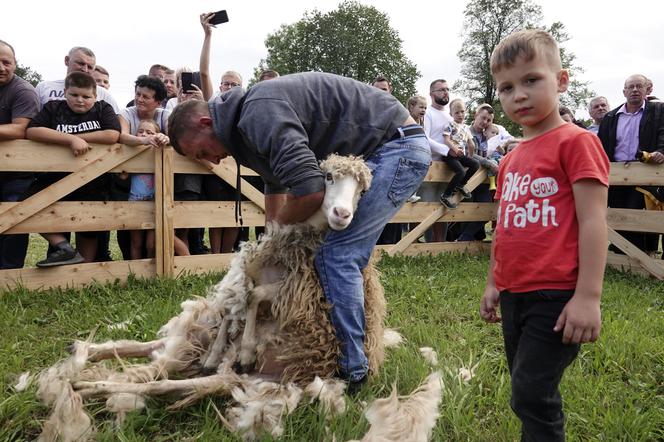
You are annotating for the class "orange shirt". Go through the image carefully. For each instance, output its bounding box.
[493,124,610,293]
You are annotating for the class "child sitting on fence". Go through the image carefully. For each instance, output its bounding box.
[484,123,504,191]
[26,72,120,267]
[439,98,480,209]
[480,29,610,441]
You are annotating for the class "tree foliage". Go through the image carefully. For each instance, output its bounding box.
[253,0,420,103]
[15,63,42,87]
[454,0,594,134]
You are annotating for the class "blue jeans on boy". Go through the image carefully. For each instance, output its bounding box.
[500,289,580,442]
[0,175,33,269]
[315,127,431,382]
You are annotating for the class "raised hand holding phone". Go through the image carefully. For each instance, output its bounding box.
[209,10,229,25]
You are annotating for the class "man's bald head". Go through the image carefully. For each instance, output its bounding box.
[168,99,211,154]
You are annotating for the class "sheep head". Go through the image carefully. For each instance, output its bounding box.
[317,154,372,231]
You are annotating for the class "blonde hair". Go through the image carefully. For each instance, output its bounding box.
[407,95,426,109]
[138,119,160,133]
[486,123,500,135]
[449,98,465,112]
[221,70,242,84]
[490,29,561,74]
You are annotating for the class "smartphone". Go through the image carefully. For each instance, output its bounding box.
[181,72,194,93]
[209,10,229,25]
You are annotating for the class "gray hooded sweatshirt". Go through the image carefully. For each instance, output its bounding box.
[209,72,409,196]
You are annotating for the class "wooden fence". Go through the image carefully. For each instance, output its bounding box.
[1,140,663,290]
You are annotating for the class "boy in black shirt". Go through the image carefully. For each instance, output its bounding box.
[27,72,120,267]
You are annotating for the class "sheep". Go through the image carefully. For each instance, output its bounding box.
[35,154,387,439]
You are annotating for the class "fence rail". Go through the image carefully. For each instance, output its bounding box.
[1,140,662,290]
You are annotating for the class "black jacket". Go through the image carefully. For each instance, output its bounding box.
[597,100,664,161]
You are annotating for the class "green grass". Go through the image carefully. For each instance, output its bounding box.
[1,254,663,441]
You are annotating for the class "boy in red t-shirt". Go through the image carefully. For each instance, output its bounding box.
[479,30,610,441]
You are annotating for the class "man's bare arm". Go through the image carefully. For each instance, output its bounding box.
[267,191,324,225]
[0,117,31,140]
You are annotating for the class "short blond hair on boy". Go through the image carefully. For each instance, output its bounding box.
[449,98,465,112]
[490,29,561,74]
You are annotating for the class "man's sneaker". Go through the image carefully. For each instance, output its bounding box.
[36,245,84,268]
[456,186,472,199]
[407,194,421,203]
[439,194,458,209]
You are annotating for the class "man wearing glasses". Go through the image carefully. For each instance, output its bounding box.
[598,74,664,252]
[421,79,454,241]
[219,71,242,94]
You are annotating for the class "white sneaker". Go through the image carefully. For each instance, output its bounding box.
[407,194,421,203]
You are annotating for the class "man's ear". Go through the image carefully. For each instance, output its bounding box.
[198,115,214,127]
[64,55,70,68]
[557,69,570,93]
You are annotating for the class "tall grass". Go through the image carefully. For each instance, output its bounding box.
[0,254,662,441]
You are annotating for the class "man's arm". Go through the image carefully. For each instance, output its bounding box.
[423,114,450,157]
[467,136,477,157]
[647,104,664,163]
[199,12,215,101]
[269,191,324,225]
[554,179,607,344]
[0,117,31,140]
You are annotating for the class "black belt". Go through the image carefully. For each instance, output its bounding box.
[388,125,425,141]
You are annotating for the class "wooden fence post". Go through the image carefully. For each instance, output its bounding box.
[162,148,175,278]
[154,146,164,276]
[154,147,175,277]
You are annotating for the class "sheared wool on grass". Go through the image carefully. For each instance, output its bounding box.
[383,329,404,348]
[349,372,443,442]
[304,376,347,417]
[419,347,439,367]
[226,377,303,441]
[14,371,32,392]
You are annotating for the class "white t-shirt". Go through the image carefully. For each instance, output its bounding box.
[35,79,120,114]
[119,106,170,135]
[424,105,452,160]
[165,97,178,112]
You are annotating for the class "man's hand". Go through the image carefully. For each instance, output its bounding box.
[179,84,205,103]
[480,285,501,323]
[553,295,601,344]
[449,146,463,157]
[649,151,664,164]
[274,191,324,225]
[200,12,214,35]
[70,137,91,157]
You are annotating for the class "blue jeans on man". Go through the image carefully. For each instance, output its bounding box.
[314,127,431,382]
[0,175,33,269]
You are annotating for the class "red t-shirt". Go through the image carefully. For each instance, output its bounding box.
[493,124,610,293]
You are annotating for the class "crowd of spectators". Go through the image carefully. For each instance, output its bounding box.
[1,21,663,268]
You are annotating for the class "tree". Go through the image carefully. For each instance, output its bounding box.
[253,0,420,103]
[547,21,593,112]
[454,0,594,134]
[15,63,42,87]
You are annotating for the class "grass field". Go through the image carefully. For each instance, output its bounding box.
[1,253,662,441]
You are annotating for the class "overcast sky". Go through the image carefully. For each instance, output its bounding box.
[5,0,664,118]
